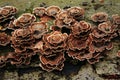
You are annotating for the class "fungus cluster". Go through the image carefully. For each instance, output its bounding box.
[0,6,17,30]
[12,13,36,29]
[34,31,68,72]
[0,5,120,72]
[67,21,92,62]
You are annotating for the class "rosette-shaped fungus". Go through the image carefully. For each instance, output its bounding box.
[55,11,75,29]
[0,6,17,30]
[39,52,65,72]
[34,31,68,54]
[45,6,61,18]
[29,22,48,39]
[91,22,117,43]
[71,21,91,38]
[33,7,46,17]
[112,14,120,25]
[0,6,17,22]
[67,21,92,61]
[67,7,85,21]
[87,51,104,64]
[34,31,68,72]
[13,13,36,29]
[6,51,33,66]
[91,12,108,22]
[86,22,117,64]
[11,29,34,53]
[88,34,113,54]
[0,32,10,46]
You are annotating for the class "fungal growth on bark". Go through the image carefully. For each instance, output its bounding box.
[0,32,10,46]
[67,7,85,21]
[11,29,35,53]
[7,50,34,66]
[55,11,75,29]
[29,22,48,39]
[0,5,119,72]
[87,21,117,64]
[34,31,68,71]
[39,52,65,72]
[13,13,36,29]
[67,21,92,61]
[0,6,17,30]
[45,6,61,17]
[91,12,108,22]
[33,7,46,17]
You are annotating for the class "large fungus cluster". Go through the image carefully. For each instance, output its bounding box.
[34,31,68,72]
[0,5,120,72]
[67,21,92,62]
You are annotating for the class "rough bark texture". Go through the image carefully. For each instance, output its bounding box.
[0,0,120,80]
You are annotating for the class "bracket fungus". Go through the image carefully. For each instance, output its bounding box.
[67,21,92,61]
[6,51,33,66]
[39,52,65,72]
[34,31,68,71]
[91,12,108,22]
[0,5,119,72]
[0,6,17,30]
[11,29,35,53]
[45,6,61,18]
[71,21,91,38]
[0,32,10,46]
[13,13,36,29]
[67,7,85,21]
[55,11,75,29]
[29,22,48,39]
[33,7,46,17]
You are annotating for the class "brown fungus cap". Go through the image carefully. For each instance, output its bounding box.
[68,34,88,51]
[43,31,68,49]
[98,22,114,34]
[34,31,68,55]
[11,29,34,53]
[7,52,32,66]
[39,52,65,72]
[88,34,113,53]
[67,7,85,21]
[71,21,91,38]
[112,14,120,25]
[55,11,75,28]
[0,6,17,23]
[13,13,36,29]
[45,6,61,17]
[56,11,69,20]
[91,12,108,22]
[33,7,46,17]
[0,32,10,46]
[29,22,48,39]
[68,49,92,61]
[40,15,53,23]
[91,22,117,42]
